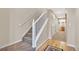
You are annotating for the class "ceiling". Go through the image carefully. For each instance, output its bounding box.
[51,8,65,18]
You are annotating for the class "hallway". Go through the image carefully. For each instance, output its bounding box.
[52,31,66,42]
[0,8,77,51]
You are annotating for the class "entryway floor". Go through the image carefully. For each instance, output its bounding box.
[53,31,66,42]
[0,41,33,51]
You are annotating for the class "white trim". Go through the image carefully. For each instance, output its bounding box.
[36,39,48,50]
[0,39,22,49]
[34,12,47,24]
[35,18,48,44]
[32,19,36,48]
[18,12,37,27]
[20,25,32,40]
[67,44,77,50]
[0,24,32,49]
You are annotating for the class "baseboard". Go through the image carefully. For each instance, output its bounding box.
[20,25,32,40]
[36,39,48,50]
[0,39,22,49]
[67,44,77,50]
[0,26,32,49]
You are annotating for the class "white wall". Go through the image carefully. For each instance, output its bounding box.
[0,8,45,48]
[66,9,76,48]
[75,9,79,50]
[48,10,59,38]
[0,9,9,48]
[64,8,79,50]
[9,8,45,45]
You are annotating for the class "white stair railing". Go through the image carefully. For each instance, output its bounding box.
[32,11,48,48]
[32,10,59,49]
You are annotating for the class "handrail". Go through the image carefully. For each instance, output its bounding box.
[34,11,47,24]
[18,11,47,27]
[50,11,58,20]
[35,18,48,42]
[48,9,58,19]
[32,10,59,48]
[18,12,37,27]
[32,11,47,48]
[49,9,65,20]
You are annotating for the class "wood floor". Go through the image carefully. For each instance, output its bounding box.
[36,30,75,51]
[0,41,33,51]
[53,31,66,42]
[0,28,75,51]
[36,39,75,51]
[0,28,33,51]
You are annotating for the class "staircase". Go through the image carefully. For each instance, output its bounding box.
[23,28,32,45]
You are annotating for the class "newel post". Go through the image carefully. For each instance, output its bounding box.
[32,19,36,49]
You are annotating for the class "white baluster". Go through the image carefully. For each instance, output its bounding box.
[32,19,36,48]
